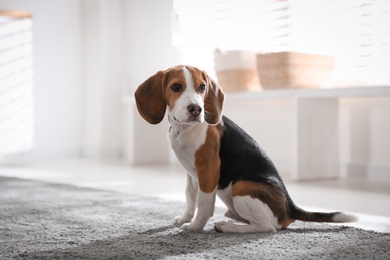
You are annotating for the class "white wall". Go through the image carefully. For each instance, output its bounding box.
[0,0,83,160]
[81,0,125,158]
[123,0,176,164]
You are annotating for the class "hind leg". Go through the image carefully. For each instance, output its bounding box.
[217,185,249,224]
[224,209,249,224]
[215,195,280,233]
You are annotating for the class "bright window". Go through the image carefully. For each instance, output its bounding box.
[173,0,390,87]
[0,10,34,157]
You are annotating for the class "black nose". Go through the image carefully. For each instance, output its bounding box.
[187,104,202,116]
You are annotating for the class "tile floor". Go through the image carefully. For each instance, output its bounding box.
[1,159,389,233]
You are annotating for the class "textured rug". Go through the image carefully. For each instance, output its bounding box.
[0,176,389,260]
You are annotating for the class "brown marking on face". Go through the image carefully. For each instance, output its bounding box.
[163,67,188,111]
[232,181,295,229]
[185,66,208,94]
[163,66,224,125]
[194,125,222,193]
[135,65,224,125]
[164,66,207,111]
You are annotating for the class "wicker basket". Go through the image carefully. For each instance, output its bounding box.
[216,69,260,92]
[257,52,335,89]
[214,50,261,92]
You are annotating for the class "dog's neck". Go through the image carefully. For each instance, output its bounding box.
[167,113,209,163]
[168,113,207,137]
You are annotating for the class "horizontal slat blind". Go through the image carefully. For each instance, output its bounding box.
[0,12,34,157]
[211,0,291,52]
[173,0,390,87]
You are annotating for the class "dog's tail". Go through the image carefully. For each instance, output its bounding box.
[290,205,358,223]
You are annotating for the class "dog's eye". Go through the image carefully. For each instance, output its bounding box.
[171,83,182,92]
[199,84,206,93]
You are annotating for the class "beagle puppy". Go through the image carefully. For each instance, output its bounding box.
[134,65,357,233]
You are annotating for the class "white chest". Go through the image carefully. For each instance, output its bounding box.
[168,122,208,180]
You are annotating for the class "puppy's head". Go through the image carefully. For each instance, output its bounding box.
[134,65,224,125]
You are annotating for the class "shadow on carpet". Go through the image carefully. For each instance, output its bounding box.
[0,176,389,260]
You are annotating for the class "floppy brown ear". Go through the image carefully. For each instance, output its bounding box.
[134,71,166,124]
[204,74,224,125]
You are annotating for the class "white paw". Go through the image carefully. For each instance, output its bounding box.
[180,221,205,231]
[214,221,277,233]
[174,215,193,225]
[214,221,229,233]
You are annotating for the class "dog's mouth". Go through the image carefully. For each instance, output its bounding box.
[187,116,203,123]
[173,116,180,123]
[173,115,203,124]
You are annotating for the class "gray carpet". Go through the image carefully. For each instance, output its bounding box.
[0,177,389,260]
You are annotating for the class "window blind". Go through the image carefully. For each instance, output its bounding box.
[0,11,34,157]
[173,0,390,87]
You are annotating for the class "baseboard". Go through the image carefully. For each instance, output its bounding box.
[0,153,33,165]
[342,162,390,180]
[81,146,123,159]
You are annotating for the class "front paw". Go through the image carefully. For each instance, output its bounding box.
[180,220,206,231]
[174,215,193,225]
